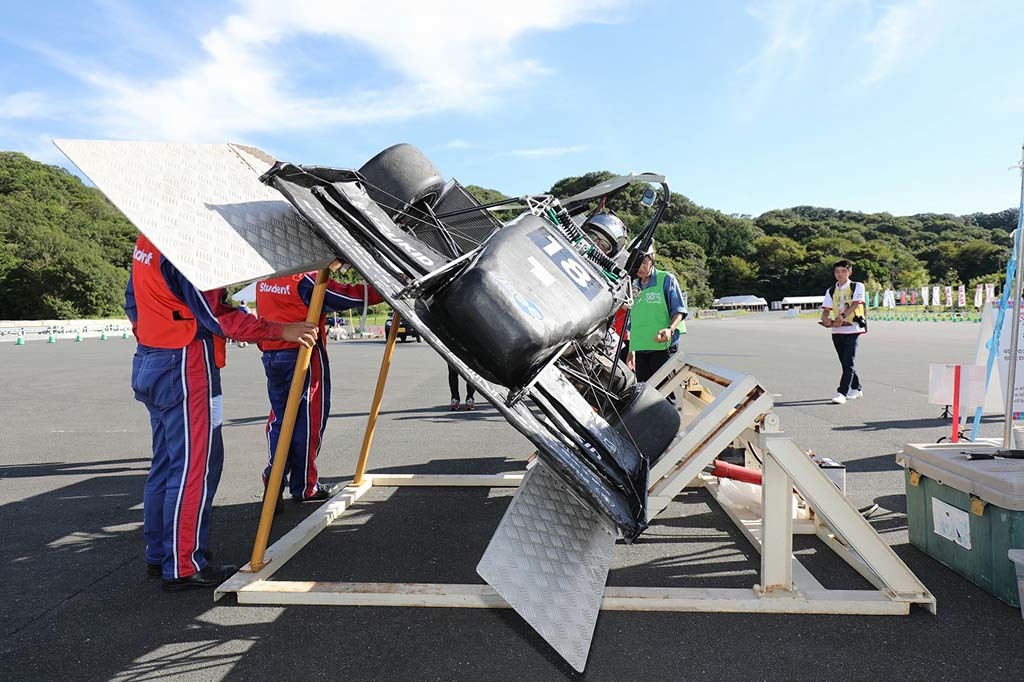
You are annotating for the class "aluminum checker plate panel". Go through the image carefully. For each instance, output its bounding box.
[54,140,334,290]
[477,461,616,672]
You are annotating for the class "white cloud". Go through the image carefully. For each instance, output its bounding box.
[741,0,813,74]
[445,139,478,150]
[738,0,851,112]
[863,0,939,83]
[0,91,55,120]
[40,0,628,141]
[499,144,589,158]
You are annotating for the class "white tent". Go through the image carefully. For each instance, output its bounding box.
[780,295,825,310]
[713,295,768,311]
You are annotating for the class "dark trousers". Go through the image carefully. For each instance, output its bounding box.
[831,333,862,395]
[634,345,678,382]
[132,338,223,580]
[448,365,475,401]
[262,344,331,500]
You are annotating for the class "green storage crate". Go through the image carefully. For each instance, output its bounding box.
[902,443,1024,607]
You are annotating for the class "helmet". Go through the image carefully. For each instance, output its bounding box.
[582,213,627,256]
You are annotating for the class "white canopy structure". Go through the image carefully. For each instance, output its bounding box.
[780,295,825,310]
[713,295,768,311]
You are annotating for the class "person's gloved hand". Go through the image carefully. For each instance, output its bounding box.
[281,322,318,348]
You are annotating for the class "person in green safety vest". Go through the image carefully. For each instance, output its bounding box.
[626,243,687,383]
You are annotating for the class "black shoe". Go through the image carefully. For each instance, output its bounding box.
[294,484,332,502]
[147,550,213,577]
[161,563,238,592]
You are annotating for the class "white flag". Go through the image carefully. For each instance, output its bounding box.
[922,286,930,306]
[986,282,996,302]
[957,285,966,307]
[933,285,942,307]
[975,284,983,308]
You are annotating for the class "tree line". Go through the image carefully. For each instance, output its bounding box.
[0,152,1014,318]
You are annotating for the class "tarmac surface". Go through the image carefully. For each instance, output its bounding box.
[1,313,1021,681]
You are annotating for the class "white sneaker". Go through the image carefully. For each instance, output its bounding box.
[847,389,863,400]
[831,393,847,404]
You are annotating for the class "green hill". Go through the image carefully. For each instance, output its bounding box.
[0,153,1014,318]
[0,152,136,319]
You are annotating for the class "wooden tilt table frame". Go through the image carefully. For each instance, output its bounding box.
[220,325,935,618]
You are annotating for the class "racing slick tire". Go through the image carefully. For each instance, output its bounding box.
[358,144,445,219]
[605,382,680,465]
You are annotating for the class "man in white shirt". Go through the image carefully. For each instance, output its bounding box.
[819,259,866,404]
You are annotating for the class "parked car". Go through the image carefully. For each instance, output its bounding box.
[384,312,420,343]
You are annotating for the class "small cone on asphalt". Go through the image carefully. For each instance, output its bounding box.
[15,335,24,346]
[75,333,83,342]
[47,334,56,344]
[100,331,107,341]
[122,330,129,340]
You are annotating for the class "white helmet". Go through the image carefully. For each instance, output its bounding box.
[582,213,627,256]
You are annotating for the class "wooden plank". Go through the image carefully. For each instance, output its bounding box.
[367,473,524,487]
[760,454,794,591]
[650,391,772,497]
[767,436,936,610]
[649,375,759,482]
[704,478,824,593]
[234,580,908,615]
[215,479,373,600]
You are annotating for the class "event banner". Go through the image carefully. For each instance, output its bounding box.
[922,286,930,306]
[958,285,966,307]
[975,284,984,308]
[945,286,953,307]
[933,285,941,306]
[987,283,996,302]
[998,306,1024,414]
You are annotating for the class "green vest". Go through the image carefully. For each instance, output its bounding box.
[631,270,672,351]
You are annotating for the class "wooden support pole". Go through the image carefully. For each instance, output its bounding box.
[759,445,794,593]
[248,263,338,572]
[352,310,402,486]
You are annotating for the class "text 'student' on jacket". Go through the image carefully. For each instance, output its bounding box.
[255,272,383,351]
[124,234,286,367]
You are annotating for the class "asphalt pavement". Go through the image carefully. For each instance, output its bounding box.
[1,314,1021,681]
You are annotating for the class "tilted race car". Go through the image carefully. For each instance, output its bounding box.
[260,143,680,542]
[55,137,682,670]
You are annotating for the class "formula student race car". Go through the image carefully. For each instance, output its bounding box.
[260,143,680,542]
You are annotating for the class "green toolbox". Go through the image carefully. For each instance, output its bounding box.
[901,442,1024,607]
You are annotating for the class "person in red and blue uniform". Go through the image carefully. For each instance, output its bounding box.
[125,234,317,591]
[256,271,382,501]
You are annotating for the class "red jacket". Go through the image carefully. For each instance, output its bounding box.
[257,271,382,351]
[126,235,287,367]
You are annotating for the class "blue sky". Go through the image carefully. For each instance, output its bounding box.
[1,0,1022,217]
